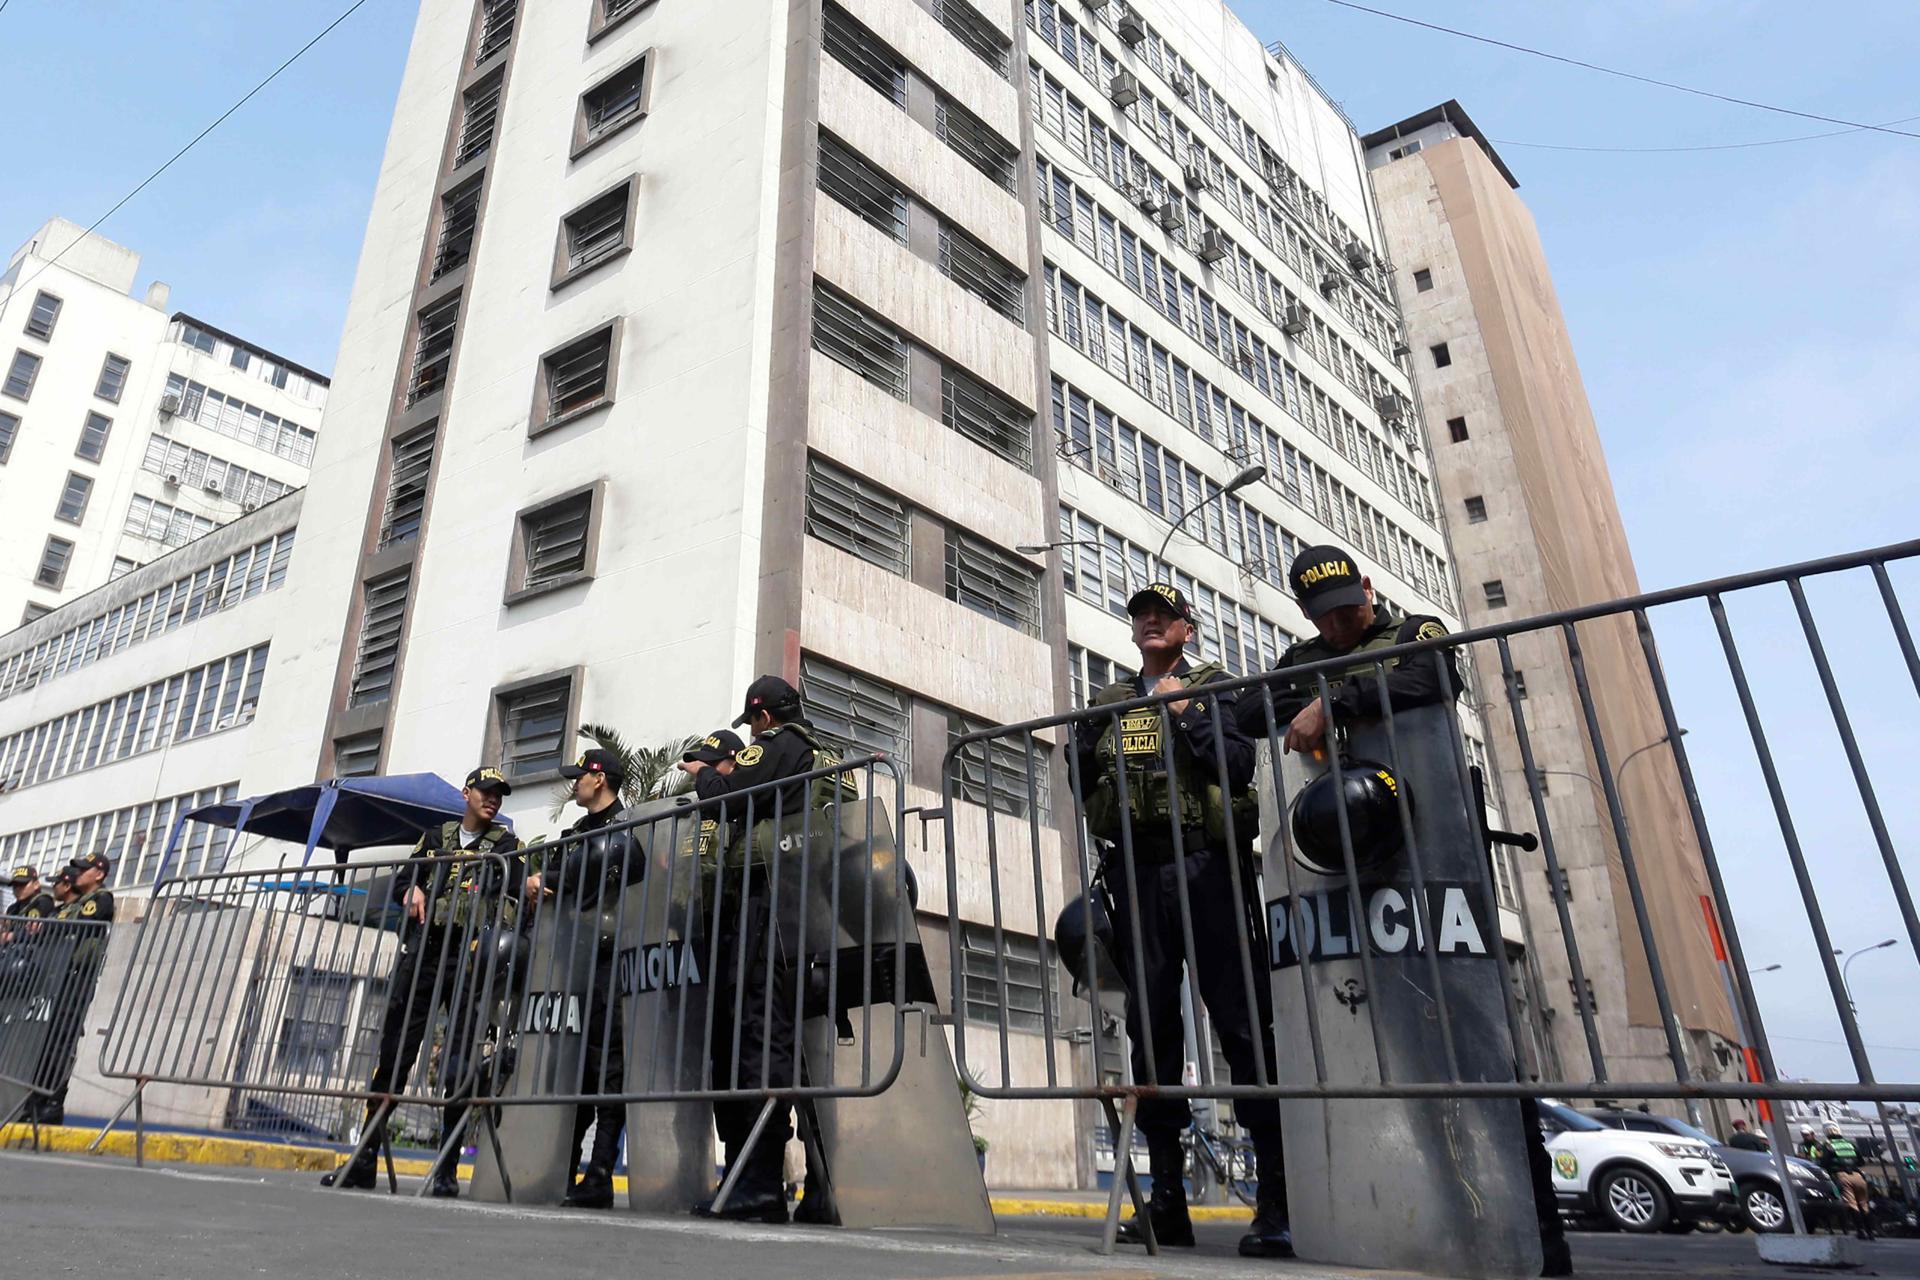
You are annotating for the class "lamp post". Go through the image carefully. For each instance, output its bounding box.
[1837,939,1915,1202]
[1154,464,1265,562]
[1015,538,1102,557]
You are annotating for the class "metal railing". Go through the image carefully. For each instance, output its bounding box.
[0,916,111,1128]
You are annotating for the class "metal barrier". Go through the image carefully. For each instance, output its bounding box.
[0,916,111,1131]
[940,537,1919,1255]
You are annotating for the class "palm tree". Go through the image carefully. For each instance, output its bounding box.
[547,723,703,820]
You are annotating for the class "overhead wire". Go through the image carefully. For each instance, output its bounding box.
[1318,0,1920,141]
[1494,113,1920,155]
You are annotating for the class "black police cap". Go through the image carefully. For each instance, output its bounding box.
[560,748,626,786]
[1289,544,1368,620]
[67,852,111,876]
[1125,583,1195,622]
[464,765,513,795]
[732,675,802,727]
[683,730,745,765]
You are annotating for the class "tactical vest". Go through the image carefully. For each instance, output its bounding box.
[1828,1137,1859,1164]
[1287,616,1422,693]
[711,722,860,875]
[58,890,111,968]
[428,821,517,932]
[1082,661,1253,846]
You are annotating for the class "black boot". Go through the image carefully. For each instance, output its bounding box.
[1239,1185,1294,1259]
[1117,1137,1194,1248]
[427,1162,461,1199]
[792,1165,836,1225]
[322,1147,378,1190]
[564,1164,615,1209]
[694,1140,789,1223]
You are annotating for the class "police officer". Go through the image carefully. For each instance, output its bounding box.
[57,852,115,925]
[1811,1122,1874,1239]
[548,747,638,1210]
[680,676,848,1225]
[49,870,77,913]
[7,865,54,920]
[1728,1118,1770,1152]
[34,853,115,1124]
[1071,584,1290,1258]
[323,767,522,1197]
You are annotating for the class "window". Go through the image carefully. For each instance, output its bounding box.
[347,570,411,706]
[510,485,600,600]
[161,374,316,464]
[555,180,636,283]
[5,350,42,401]
[21,603,51,625]
[1511,670,1528,701]
[25,292,62,340]
[575,53,651,154]
[960,925,1058,1034]
[939,222,1026,323]
[932,0,1010,78]
[1429,342,1451,369]
[804,456,909,575]
[54,473,93,524]
[406,296,460,405]
[936,96,1018,192]
[36,537,74,590]
[591,0,651,39]
[1447,416,1468,443]
[1483,580,1506,608]
[948,709,1049,818]
[817,133,907,243]
[76,412,112,462]
[110,557,138,581]
[95,353,131,403]
[494,673,575,781]
[177,322,218,354]
[1464,495,1487,523]
[230,347,251,371]
[943,364,1033,469]
[945,529,1041,636]
[823,3,906,105]
[456,74,503,167]
[800,655,911,767]
[811,283,908,399]
[378,427,435,550]
[0,411,18,462]
[475,0,516,63]
[431,177,483,281]
[1412,269,1433,293]
[532,324,617,431]
[334,731,383,779]
[140,437,294,508]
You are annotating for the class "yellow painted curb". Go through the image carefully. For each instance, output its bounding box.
[989,1195,1253,1223]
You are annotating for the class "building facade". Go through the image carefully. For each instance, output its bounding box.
[1365,103,1739,1104]
[0,219,327,628]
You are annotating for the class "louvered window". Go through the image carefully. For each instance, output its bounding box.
[520,490,594,591]
[334,731,383,779]
[95,354,131,403]
[581,55,650,145]
[817,133,907,243]
[6,350,42,400]
[36,537,73,590]
[476,0,516,63]
[378,427,435,549]
[456,76,503,167]
[497,675,572,780]
[347,570,410,707]
[936,97,1017,191]
[939,222,1025,322]
[811,284,907,399]
[942,364,1032,469]
[538,326,614,424]
[823,3,906,104]
[76,412,112,462]
[804,455,908,575]
[931,0,1010,78]
[432,177,483,280]
[945,529,1041,636]
[561,182,633,277]
[25,293,61,341]
[406,297,460,405]
[800,655,911,768]
[948,710,1049,818]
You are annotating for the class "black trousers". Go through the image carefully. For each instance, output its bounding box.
[1107,843,1284,1200]
[569,954,626,1171]
[364,930,492,1160]
[34,961,100,1110]
[709,872,797,1170]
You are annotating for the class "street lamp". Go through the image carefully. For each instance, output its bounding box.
[1154,464,1265,562]
[1840,938,1898,1013]
[1837,939,1915,1204]
[1015,537,1101,557]
[1534,729,1687,801]
[1748,963,1782,975]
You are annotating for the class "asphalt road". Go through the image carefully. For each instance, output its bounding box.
[5,1150,1919,1279]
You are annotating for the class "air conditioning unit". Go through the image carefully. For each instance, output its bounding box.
[1375,392,1411,423]
[1129,185,1159,214]
[1344,239,1374,271]
[1156,203,1185,232]
[1171,75,1193,100]
[1280,303,1310,336]
[1319,270,1344,295]
[1182,161,1208,192]
[1085,0,1109,8]
[1199,228,1229,263]
[164,472,183,487]
[1392,340,1413,358]
[242,500,259,513]
[204,479,224,496]
[1116,10,1145,44]
[159,392,180,418]
[1108,71,1140,107]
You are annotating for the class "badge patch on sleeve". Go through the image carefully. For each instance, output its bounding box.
[735,745,764,767]
[81,901,98,917]
[1415,620,1448,641]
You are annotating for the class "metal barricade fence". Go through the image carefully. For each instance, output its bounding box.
[0,916,111,1128]
[939,538,1918,1229]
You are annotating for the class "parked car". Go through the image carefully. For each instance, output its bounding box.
[1537,1099,1739,1233]
[1581,1107,1837,1234]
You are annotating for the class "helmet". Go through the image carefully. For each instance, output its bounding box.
[1826,1122,1844,1138]
[902,859,920,911]
[1288,757,1408,877]
[1054,891,1120,996]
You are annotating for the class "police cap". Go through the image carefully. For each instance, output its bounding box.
[464,765,513,795]
[1125,583,1194,622]
[683,730,745,765]
[732,675,802,727]
[67,852,111,876]
[8,863,37,886]
[560,748,626,786]
[1289,544,1367,619]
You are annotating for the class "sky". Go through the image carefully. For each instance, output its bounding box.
[1,1,1916,1101]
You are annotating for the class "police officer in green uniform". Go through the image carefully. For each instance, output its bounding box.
[7,865,54,920]
[35,853,115,1124]
[1072,585,1291,1258]
[323,767,521,1197]
[680,676,850,1224]
[551,747,638,1209]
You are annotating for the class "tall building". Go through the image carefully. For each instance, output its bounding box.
[0,219,328,627]
[1364,102,1739,1101]
[200,0,1483,1184]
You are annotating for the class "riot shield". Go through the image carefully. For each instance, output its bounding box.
[0,922,102,1127]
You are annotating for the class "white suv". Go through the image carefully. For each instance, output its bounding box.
[1537,1099,1738,1233]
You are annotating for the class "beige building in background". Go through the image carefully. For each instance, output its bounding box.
[1364,102,1740,1105]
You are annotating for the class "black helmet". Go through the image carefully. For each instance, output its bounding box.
[1288,757,1408,877]
[1054,891,1119,995]
[902,859,919,910]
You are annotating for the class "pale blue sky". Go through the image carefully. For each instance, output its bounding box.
[2,1,1915,1094]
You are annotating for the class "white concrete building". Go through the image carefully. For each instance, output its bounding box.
[0,219,327,628]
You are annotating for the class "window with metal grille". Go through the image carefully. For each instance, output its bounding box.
[95,353,131,403]
[347,570,410,707]
[496,675,572,780]
[518,489,594,592]
[36,537,73,590]
[0,412,17,461]
[811,284,907,399]
[475,0,516,63]
[406,297,460,405]
[559,181,633,279]
[942,364,1032,470]
[594,0,648,33]
[1464,495,1487,523]
[579,54,650,148]
[378,427,435,550]
[800,655,911,768]
[76,412,112,462]
[804,455,909,575]
[817,133,907,243]
[936,97,1017,192]
[54,473,92,524]
[537,326,614,426]
[931,0,1010,77]
[938,222,1025,322]
[334,731,383,779]
[1483,579,1507,608]
[960,925,1057,1033]
[5,350,42,401]
[456,75,503,167]
[945,530,1040,636]
[822,3,906,104]
[25,292,62,340]
[432,177,483,281]
[947,709,1049,818]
